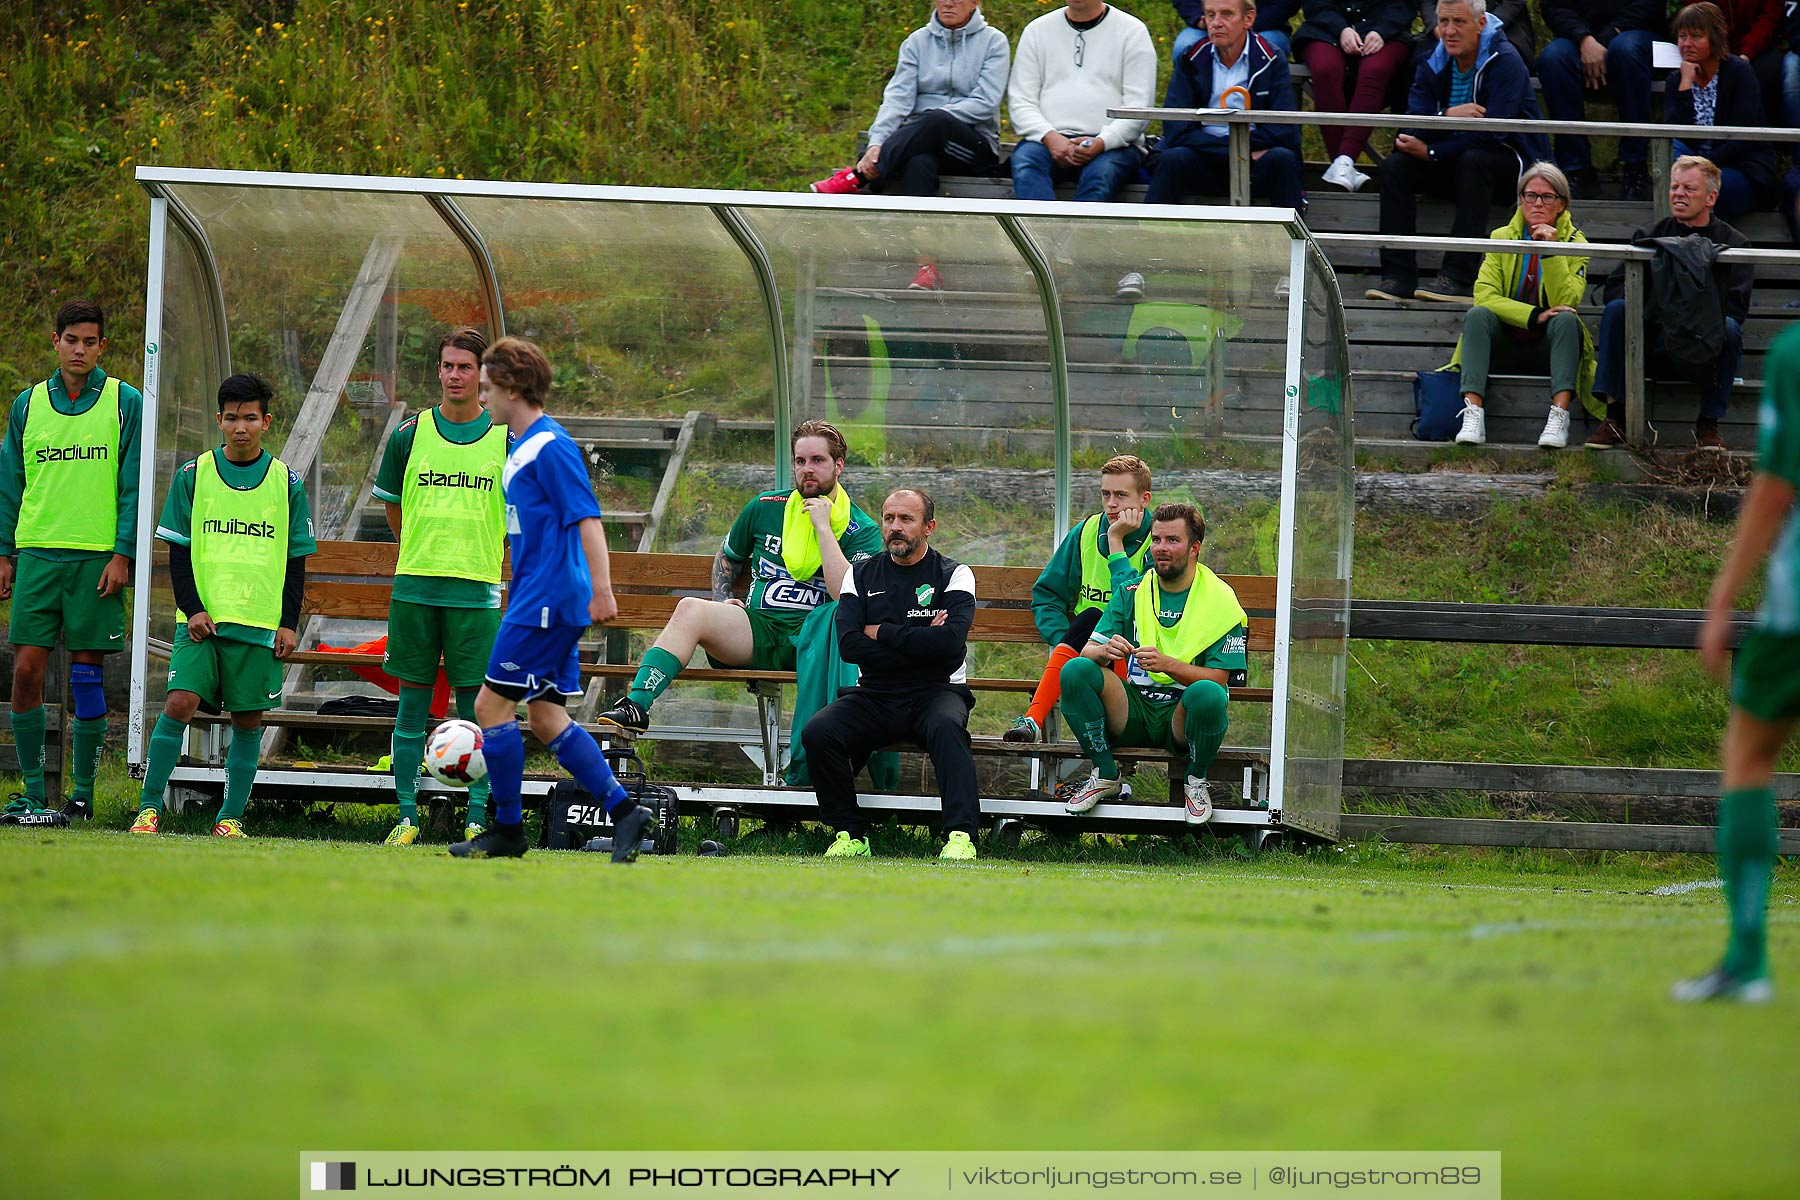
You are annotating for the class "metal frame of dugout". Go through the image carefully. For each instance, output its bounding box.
[129,167,1356,846]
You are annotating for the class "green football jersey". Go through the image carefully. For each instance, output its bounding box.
[721,489,882,618]
[0,366,143,561]
[156,449,317,648]
[373,406,508,608]
[1756,324,1800,634]
[1091,577,1248,705]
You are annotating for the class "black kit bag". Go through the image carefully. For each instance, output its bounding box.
[539,746,678,855]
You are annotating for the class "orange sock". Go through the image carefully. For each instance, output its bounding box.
[1025,643,1081,728]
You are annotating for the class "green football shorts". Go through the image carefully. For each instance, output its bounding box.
[1731,629,1800,723]
[383,597,502,688]
[167,630,283,714]
[746,608,805,672]
[1116,685,1181,751]
[7,554,125,651]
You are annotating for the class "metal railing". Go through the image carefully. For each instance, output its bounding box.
[1109,106,1799,218]
[1308,234,1797,444]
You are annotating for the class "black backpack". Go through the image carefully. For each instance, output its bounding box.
[1645,234,1726,372]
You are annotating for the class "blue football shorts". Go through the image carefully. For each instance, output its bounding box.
[484,621,586,703]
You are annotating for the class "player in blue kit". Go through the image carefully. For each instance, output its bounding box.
[449,337,649,862]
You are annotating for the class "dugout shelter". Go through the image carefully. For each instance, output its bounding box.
[129,168,1353,845]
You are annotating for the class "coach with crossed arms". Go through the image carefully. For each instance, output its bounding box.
[801,488,981,862]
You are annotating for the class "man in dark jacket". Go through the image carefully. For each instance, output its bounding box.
[1412,0,1536,68]
[800,488,983,861]
[1367,0,1551,303]
[1172,0,1300,60]
[1588,156,1755,450]
[1536,0,1666,200]
[1146,0,1305,210]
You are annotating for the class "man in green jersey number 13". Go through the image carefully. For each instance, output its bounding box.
[371,327,507,846]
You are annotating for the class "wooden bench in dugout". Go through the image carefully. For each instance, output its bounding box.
[158,541,1281,842]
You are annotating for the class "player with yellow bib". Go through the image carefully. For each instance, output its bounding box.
[1003,454,1156,744]
[0,301,141,828]
[1058,502,1247,825]
[129,375,316,838]
[369,328,507,846]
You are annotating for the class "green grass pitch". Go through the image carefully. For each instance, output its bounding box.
[1,831,1794,1199]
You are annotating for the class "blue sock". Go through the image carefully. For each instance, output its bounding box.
[481,720,526,826]
[70,663,107,720]
[546,722,631,811]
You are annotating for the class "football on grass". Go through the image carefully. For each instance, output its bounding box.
[424,718,487,787]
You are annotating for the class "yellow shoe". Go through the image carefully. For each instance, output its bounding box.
[130,808,160,835]
[463,823,484,841]
[939,830,978,861]
[384,818,421,846]
[212,818,247,838]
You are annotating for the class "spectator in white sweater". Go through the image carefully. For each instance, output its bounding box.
[1008,1,1158,202]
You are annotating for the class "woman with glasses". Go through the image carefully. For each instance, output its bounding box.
[1666,1,1779,221]
[1445,162,1597,449]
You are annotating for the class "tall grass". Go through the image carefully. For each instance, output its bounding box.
[0,1,1203,399]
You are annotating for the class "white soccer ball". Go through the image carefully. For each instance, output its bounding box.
[424,718,487,787]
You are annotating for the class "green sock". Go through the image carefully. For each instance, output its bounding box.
[392,685,432,824]
[138,713,189,814]
[1058,657,1117,779]
[70,715,107,802]
[627,646,685,709]
[7,705,47,802]
[1181,680,1230,784]
[1718,786,1778,980]
[454,688,487,825]
[216,725,260,823]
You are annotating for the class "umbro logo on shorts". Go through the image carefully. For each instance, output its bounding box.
[501,661,521,671]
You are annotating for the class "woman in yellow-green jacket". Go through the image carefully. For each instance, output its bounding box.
[1446,162,1598,449]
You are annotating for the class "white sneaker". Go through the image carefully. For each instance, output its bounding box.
[1063,770,1125,814]
[1183,777,1214,825]
[1538,405,1571,449]
[1453,404,1486,446]
[1321,155,1371,193]
[1115,271,1146,302]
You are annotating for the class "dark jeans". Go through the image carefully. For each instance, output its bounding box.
[1377,146,1520,287]
[1593,298,1742,420]
[800,685,979,837]
[1144,142,1305,211]
[1536,30,1655,171]
[1010,139,1142,202]
[869,109,998,197]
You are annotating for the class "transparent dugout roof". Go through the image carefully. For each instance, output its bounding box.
[134,169,1352,831]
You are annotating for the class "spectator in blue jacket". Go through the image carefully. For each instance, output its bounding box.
[1536,0,1666,201]
[1145,0,1305,210]
[809,0,1011,197]
[1367,0,1551,304]
[1666,1,1780,220]
[1172,0,1301,62]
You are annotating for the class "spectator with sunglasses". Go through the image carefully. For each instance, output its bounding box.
[1008,0,1159,202]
